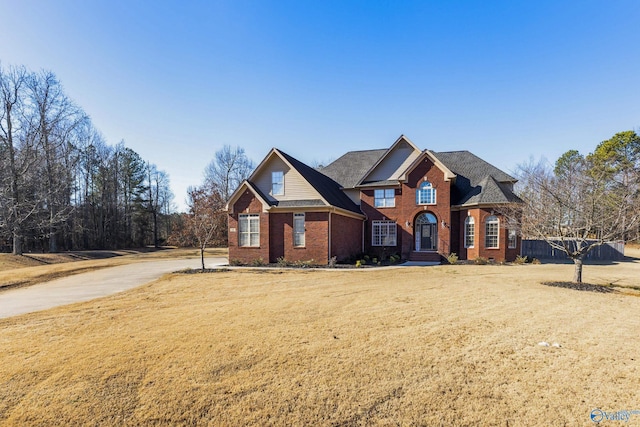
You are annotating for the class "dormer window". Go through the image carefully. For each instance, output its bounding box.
[272,171,284,195]
[416,181,436,205]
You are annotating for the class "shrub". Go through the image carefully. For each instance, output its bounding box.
[532,258,541,264]
[514,255,528,265]
[372,258,378,264]
[276,256,290,267]
[328,256,337,268]
[474,256,489,265]
[355,260,362,268]
[229,259,243,266]
[251,257,266,267]
[447,252,459,265]
[389,254,400,264]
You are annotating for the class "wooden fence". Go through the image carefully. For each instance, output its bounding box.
[521,239,625,261]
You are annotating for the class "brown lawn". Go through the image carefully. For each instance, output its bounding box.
[0,250,639,426]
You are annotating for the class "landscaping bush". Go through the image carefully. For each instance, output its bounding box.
[474,256,489,265]
[447,252,459,265]
[514,255,528,265]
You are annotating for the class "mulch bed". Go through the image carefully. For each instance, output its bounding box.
[176,268,231,274]
[542,281,616,293]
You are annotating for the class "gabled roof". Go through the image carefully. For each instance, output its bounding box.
[432,151,520,206]
[318,149,387,189]
[356,135,421,186]
[225,180,274,212]
[275,150,362,215]
[397,149,457,183]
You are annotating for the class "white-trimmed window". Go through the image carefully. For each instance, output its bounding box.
[374,189,395,208]
[416,181,436,205]
[508,229,517,249]
[464,216,475,248]
[239,214,260,247]
[294,213,305,247]
[272,171,284,195]
[485,215,499,249]
[372,220,397,246]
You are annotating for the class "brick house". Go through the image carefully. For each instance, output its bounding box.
[226,135,522,264]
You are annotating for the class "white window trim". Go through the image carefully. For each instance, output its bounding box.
[272,171,284,196]
[416,181,436,205]
[374,189,395,208]
[293,213,305,247]
[464,216,475,248]
[485,216,499,249]
[239,214,260,247]
[372,220,397,246]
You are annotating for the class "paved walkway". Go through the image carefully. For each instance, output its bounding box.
[0,257,227,319]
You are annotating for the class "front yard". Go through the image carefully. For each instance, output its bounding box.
[0,255,639,425]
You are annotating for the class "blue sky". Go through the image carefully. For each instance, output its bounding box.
[2,0,639,211]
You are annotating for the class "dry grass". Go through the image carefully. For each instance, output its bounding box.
[0,248,228,291]
[1,257,639,426]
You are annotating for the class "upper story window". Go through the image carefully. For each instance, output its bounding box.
[272,171,284,195]
[239,214,260,247]
[374,189,395,208]
[293,213,305,247]
[416,181,436,205]
[464,216,475,248]
[485,215,499,249]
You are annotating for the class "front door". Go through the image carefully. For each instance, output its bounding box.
[421,223,436,251]
[415,212,438,251]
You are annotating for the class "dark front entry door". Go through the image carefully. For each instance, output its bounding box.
[421,223,436,251]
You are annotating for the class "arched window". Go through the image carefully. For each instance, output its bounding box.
[464,216,475,248]
[416,181,436,205]
[485,215,499,248]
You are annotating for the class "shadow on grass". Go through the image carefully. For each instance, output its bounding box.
[542,281,616,293]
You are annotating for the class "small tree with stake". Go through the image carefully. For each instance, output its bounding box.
[183,186,225,271]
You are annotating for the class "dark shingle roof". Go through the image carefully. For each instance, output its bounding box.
[276,200,326,208]
[432,151,521,206]
[246,181,276,206]
[318,149,387,188]
[277,150,362,214]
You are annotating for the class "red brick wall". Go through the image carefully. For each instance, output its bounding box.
[360,157,452,260]
[456,208,480,260]
[228,190,269,264]
[474,208,520,262]
[330,213,363,262]
[270,212,329,264]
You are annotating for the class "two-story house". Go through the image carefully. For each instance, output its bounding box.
[226,135,522,264]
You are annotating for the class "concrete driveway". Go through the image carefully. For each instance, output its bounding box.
[0,257,227,319]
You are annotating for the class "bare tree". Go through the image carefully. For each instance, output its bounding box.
[0,64,38,255]
[170,186,225,270]
[204,145,254,201]
[515,152,639,283]
[27,70,87,252]
[146,163,173,247]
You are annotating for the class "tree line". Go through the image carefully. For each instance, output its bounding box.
[1,63,174,254]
